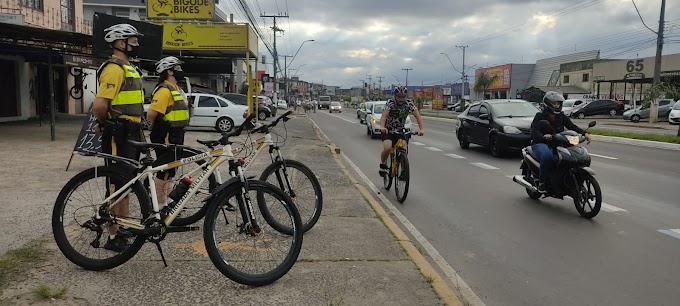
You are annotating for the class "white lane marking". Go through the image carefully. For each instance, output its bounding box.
[411,141,425,146]
[322,111,358,124]
[659,229,680,240]
[340,153,485,306]
[601,203,628,213]
[590,153,618,160]
[470,162,499,170]
[426,147,443,152]
[445,153,466,159]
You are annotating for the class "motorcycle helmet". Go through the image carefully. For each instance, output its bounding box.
[542,91,564,115]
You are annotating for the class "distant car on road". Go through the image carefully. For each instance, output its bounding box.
[329,101,342,113]
[365,101,413,139]
[669,101,680,125]
[570,99,624,119]
[622,99,674,122]
[561,99,585,117]
[358,102,374,124]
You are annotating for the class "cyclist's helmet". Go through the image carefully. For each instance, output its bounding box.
[104,23,144,43]
[155,56,184,73]
[542,91,564,114]
[393,86,408,96]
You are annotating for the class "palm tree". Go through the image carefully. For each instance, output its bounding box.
[473,72,500,100]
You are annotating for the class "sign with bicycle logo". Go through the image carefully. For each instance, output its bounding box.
[161,23,252,51]
[147,0,214,20]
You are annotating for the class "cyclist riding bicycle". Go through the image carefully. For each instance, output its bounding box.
[379,86,425,177]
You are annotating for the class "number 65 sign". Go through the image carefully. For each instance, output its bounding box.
[626,59,645,73]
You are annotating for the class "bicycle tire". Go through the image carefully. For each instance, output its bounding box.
[52,166,150,271]
[395,152,410,203]
[383,153,393,190]
[203,180,303,286]
[70,86,83,100]
[258,159,323,233]
[165,148,218,226]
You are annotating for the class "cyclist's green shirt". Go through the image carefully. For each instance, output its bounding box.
[384,99,417,131]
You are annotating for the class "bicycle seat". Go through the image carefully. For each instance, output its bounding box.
[197,139,220,147]
[127,140,168,151]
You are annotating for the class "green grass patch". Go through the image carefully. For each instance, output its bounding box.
[0,240,47,288]
[590,129,680,144]
[34,284,67,300]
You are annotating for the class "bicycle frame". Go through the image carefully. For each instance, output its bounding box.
[96,143,243,230]
[389,134,410,177]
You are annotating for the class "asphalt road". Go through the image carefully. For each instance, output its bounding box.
[309,109,680,306]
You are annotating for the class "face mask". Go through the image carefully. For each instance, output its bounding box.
[125,43,141,58]
[173,71,185,82]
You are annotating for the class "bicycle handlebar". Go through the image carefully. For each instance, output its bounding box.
[252,110,293,134]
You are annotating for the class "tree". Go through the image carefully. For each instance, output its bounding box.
[641,82,680,136]
[473,72,499,101]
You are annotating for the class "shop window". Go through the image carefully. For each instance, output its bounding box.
[563,75,570,84]
[582,73,589,82]
[19,0,43,10]
[112,7,130,18]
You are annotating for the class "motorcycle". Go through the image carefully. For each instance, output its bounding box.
[512,120,602,219]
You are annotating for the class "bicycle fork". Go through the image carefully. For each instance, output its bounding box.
[270,148,296,198]
[230,161,262,236]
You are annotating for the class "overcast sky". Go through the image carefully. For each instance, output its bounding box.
[228,0,680,89]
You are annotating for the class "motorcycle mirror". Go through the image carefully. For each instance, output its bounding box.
[588,121,596,128]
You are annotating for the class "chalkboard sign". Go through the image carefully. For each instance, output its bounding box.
[74,105,103,154]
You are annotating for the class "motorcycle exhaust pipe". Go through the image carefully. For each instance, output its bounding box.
[512,175,539,193]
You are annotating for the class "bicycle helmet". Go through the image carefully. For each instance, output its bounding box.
[155,56,184,73]
[542,91,564,114]
[104,23,144,43]
[393,86,408,96]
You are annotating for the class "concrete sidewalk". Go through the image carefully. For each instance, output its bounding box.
[0,115,455,305]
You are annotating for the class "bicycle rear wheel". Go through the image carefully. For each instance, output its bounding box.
[395,152,410,203]
[203,180,303,286]
[52,166,150,271]
[383,153,393,190]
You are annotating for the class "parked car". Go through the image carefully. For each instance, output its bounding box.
[186,93,248,132]
[570,99,624,119]
[256,95,277,117]
[277,99,288,109]
[329,101,342,113]
[366,101,413,139]
[358,102,374,124]
[669,101,680,125]
[456,99,539,157]
[622,99,675,122]
[446,101,470,111]
[561,99,585,117]
[357,102,365,119]
[221,93,271,121]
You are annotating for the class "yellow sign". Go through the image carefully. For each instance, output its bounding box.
[147,0,214,20]
[162,23,257,54]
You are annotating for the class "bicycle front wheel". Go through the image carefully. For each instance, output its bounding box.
[52,166,150,271]
[383,153,393,190]
[259,159,323,233]
[203,180,303,286]
[395,153,410,203]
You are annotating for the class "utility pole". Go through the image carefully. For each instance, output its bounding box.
[377,76,384,100]
[366,75,373,100]
[456,45,468,112]
[279,55,293,104]
[402,68,412,87]
[261,13,289,106]
[359,79,366,99]
[650,0,666,123]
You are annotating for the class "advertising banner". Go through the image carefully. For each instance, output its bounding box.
[161,23,253,52]
[147,0,214,20]
[475,64,511,90]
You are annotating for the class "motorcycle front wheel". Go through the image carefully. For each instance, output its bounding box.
[573,172,602,219]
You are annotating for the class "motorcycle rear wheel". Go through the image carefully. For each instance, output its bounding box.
[573,173,602,219]
[523,166,541,200]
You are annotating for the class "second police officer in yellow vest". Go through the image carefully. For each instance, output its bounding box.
[146,56,190,208]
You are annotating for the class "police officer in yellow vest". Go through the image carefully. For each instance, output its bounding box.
[147,56,189,208]
[92,23,145,252]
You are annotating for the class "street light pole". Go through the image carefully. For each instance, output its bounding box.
[402,68,412,87]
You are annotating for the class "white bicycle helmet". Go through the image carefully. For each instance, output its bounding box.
[104,23,143,43]
[155,56,184,73]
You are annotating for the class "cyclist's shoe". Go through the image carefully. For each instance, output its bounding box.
[103,235,130,252]
[379,163,388,177]
[538,183,547,193]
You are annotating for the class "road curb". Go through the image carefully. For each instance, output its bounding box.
[308,117,466,306]
[591,134,680,151]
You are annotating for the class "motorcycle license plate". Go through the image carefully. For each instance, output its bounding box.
[567,136,579,145]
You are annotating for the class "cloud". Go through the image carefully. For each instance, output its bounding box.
[247,0,680,88]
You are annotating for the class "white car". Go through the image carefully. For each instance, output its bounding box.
[329,101,342,113]
[277,99,288,109]
[669,101,680,125]
[189,93,249,132]
[365,101,413,139]
[561,99,585,117]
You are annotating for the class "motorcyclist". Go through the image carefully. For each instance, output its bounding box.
[530,91,591,192]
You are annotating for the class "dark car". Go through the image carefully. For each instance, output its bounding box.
[570,99,624,119]
[456,99,539,157]
[221,93,271,121]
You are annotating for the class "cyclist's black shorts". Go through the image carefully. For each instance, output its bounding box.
[101,119,143,189]
[381,132,408,146]
[151,127,186,180]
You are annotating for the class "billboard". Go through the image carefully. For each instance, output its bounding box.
[147,0,214,20]
[475,64,511,90]
[452,82,470,96]
[161,23,257,54]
